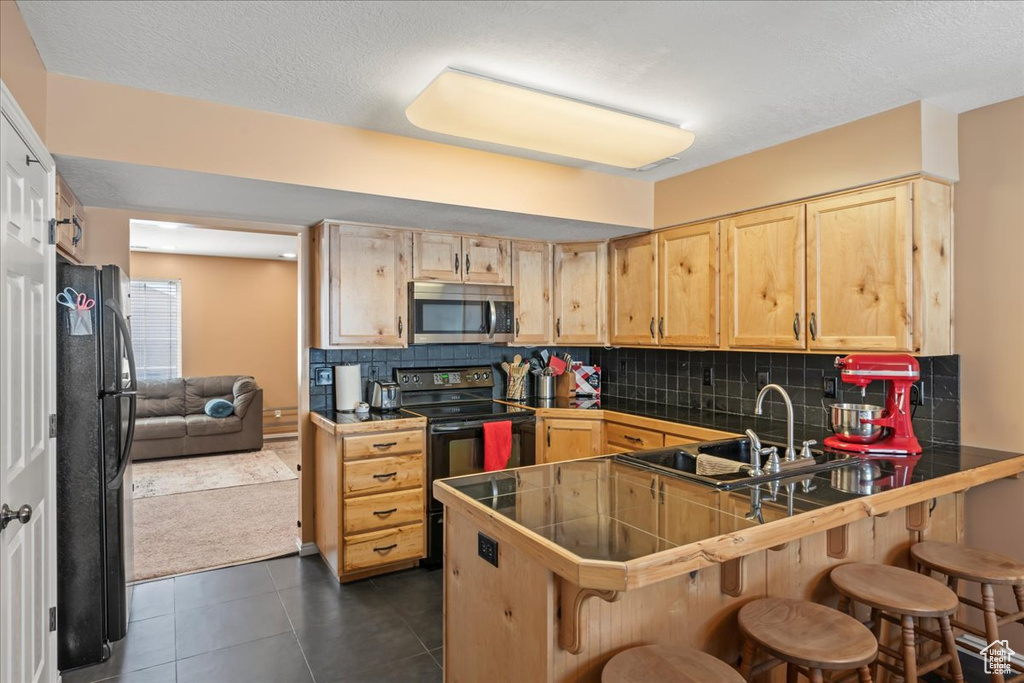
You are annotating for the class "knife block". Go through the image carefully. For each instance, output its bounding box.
[555,372,576,397]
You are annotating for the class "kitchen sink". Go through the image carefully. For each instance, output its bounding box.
[614,437,852,490]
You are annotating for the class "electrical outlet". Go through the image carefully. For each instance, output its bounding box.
[478,533,498,567]
[368,366,380,381]
[314,367,333,386]
[756,369,771,388]
[619,361,628,374]
[822,376,838,399]
[703,367,714,387]
[910,380,926,406]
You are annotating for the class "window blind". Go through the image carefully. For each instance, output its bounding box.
[129,279,182,380]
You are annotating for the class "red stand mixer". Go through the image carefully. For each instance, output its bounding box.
[823,354,923,456]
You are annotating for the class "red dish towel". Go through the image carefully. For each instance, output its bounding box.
[483,420,513,472]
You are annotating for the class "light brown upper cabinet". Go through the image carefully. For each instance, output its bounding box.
[609,233,659,346]
[412,233,510,284]
[412,232,462,282]
[314,222,411,347]
[55,173,85,263]
[553,242,607,345]
[806,183,912,351]
[464,236,511,284]
[722,205,807,350]
[511,241,552,344]
[657,221,720,347]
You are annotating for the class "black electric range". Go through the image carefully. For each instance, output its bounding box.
[395,366,537,566]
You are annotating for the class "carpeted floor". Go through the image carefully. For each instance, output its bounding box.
[131,440,299,581]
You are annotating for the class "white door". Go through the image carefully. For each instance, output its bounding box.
[1,85,57,683]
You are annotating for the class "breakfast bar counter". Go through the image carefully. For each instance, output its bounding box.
[434,446,1024,682]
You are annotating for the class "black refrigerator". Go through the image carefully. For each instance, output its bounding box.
[55,261,137,671]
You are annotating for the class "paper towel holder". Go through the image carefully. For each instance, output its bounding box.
[334,363,363,412]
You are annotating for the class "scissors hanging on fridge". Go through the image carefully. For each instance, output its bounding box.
[56,287,96,311]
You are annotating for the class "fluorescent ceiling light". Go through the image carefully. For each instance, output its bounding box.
[280,253,297,259]
[406,69,695,169]
[161,245,176,250]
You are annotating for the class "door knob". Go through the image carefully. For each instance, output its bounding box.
[1,503,32,531]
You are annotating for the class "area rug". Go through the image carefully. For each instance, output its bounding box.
[132,442,298,499]
[132,480,297,581]
[131,440,299,581]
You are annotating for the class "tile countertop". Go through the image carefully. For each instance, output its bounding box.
[310,408,426,434]
[434,398,1024,590]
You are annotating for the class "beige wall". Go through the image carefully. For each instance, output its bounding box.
[653,101,959,228]
[955,96,1024,653]
[46,74,653,230]
[80,207,133,274]
[131,252,299,410]
[1,0,48,138]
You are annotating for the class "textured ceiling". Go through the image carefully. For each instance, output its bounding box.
[56,156,642,241]
[130,222,299,260]
[21,1,1024,181]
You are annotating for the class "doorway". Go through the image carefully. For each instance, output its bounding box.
[126,221,301,580]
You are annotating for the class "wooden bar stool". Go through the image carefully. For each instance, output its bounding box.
[830,563,964,683]
[737,597,877,683]
[602,644,745,682]
[912,541,1024,683]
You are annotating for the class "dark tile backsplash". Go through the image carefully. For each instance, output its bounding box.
[309,345,960,445]
[591,349,960,445]
[309,345,591,413]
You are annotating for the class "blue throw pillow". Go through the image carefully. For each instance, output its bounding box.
[204,398,234,418]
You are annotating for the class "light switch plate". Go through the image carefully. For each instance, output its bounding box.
[314,368,333,386]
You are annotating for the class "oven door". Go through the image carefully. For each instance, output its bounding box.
[409,282,514,344]
[428,416,536,512]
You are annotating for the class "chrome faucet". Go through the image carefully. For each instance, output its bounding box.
[754,384,796,461]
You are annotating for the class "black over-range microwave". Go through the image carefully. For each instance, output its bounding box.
[408,282,514,344]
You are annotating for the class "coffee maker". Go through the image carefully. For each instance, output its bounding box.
[824,354,923,455]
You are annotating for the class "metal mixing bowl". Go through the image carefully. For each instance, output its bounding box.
[829,403,886,443]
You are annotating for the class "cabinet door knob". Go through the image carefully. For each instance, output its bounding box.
[454,253,460,273]
[515,317,520,337]
[658,317,665,339]
[372,472,398,481]
[398,316,403,336]
[649,317,655,339]
[556,318,561,338]
[547,425,552,448]
[809,312,817,341]
[465,254,470,273]
[373,508,398,517]
[793,312,800,340]
[373,543,398,553]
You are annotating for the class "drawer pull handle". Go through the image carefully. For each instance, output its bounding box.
[373,543,398,553]
[372,472,398,480]
[373,442,398,449]
[373,508,398,517]
[624,435,643,444]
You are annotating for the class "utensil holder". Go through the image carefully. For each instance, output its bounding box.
[505,371,529,401]
[537,375,555,399]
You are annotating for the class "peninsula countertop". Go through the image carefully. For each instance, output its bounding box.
[433,444,1024,591]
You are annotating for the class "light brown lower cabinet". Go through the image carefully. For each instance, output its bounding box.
[314,425,427,582]
[537,417,604,464]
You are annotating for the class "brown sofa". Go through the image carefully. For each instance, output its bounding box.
[132,376,263,460]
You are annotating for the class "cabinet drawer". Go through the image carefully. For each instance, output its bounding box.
[343,454,423,496]
[343,488,424,535]
[343,523,424,573]
[605,422,664,450]
[343,430,423,461]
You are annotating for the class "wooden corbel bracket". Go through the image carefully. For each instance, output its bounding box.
[558,579,621,654]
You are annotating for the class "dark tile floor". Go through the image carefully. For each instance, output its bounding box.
[61,555,443,683]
